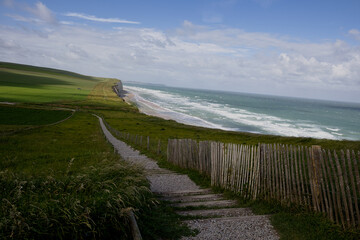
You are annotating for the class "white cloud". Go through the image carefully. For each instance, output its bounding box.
[64,12,140,24]
[25,1,56,24]
[349,29,360,41]
[3,0,57,24]
[0,11,359,103]
[5,14,38,23]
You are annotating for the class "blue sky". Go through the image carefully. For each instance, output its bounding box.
[1,0,360,102]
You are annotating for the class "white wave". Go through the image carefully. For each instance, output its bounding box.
[124,85,338,140]
[326,127,340,132]
[125,86,234,130]
[332,132,343,136]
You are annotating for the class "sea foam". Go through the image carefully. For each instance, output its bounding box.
[124,85,355,140]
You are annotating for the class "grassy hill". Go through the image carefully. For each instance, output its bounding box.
[0,62,100,103]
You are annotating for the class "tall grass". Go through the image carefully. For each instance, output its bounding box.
[0,160,155,239]
[0,110,194,239]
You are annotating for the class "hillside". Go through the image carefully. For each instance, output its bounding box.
[0,62,100,103]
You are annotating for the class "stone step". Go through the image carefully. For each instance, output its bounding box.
[181,215,279,240]
[176,208,254,218]
[156,188,213,197]
[172,199,237,208]
[163,194,224,203]
[145,169,175,175]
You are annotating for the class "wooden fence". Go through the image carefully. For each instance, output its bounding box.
[167,139,360,229]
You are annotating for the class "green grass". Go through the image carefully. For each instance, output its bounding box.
[2,62,360,239]
[102,109,360,151]
[0,111,194,239]
[0,62,100,103]
[0,63,195,239]
[0,112,152,238]
[0,105,72,125]
[0,112,108,175]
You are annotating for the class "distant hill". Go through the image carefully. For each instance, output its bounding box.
[0,62,102,103]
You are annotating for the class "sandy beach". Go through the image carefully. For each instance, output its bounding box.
[122,89,173,120]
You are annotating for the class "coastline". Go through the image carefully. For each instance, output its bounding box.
[121,85,360,141]
[122,88,230,130]
[121,90,135,105]
[122,89,173,120]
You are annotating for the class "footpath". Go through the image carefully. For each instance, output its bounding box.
[96,116,279,240]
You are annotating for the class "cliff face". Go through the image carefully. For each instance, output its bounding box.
[113,80,126,97]
[116,81,123,92]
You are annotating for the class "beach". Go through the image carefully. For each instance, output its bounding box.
[122,83,360,141]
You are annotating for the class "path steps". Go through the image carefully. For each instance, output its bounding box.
[96,116,279,240]
[161,188,278,240]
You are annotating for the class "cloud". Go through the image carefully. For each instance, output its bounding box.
[3,0,57,24]
[349,29,360,41]
[64,12,140,24]
[5,14,39,23]
[25,1,56,24]
[0,13,359,103]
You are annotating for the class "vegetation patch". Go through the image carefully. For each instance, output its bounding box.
[0,62,195,239]
[0,62,100,103]
[0,106,72,125]
[0,161,154,239]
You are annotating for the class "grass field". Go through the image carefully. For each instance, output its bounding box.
[0,112,161,239]
[0,105,72,125]
[1,62,359,239]
[0,63,193,239]
[0,62,100,103]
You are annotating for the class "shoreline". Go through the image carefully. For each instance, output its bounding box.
[121,87,359,141]
[122,89,175,121]
[122,88,231,129]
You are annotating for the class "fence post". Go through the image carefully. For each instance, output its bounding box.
[147,136,150,150]
[310,145,322,211]
[157,139,161,154]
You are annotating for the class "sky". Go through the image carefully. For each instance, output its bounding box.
[0,0,360,103]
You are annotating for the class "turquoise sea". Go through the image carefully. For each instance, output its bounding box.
[124,82,360,141]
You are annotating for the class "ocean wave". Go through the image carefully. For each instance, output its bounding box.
[125,85,338,140]
[126,87,234,130]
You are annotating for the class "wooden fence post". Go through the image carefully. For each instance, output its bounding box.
[309,145,322,211]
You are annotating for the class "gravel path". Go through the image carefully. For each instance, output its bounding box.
[182,216,279,240]
[95,115,200,193]
[95,115,279,240]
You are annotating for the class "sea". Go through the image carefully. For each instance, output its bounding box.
[123,82,360,141]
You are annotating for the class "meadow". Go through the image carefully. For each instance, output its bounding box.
[0,63,192,239]
[1,62,359,239]
[0,62,99,103]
